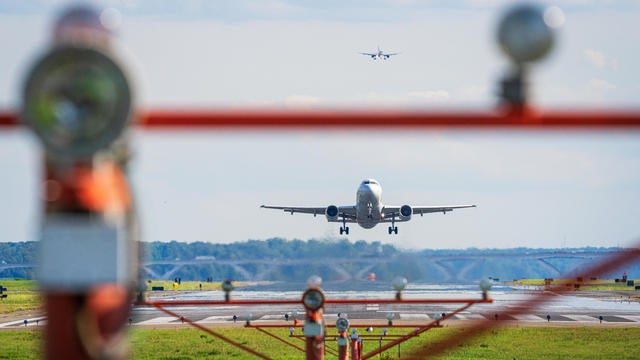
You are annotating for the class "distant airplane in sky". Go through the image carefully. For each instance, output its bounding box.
[261,179,476,235]
[360,46,399,60]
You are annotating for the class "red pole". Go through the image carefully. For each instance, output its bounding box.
[338,331,349,360]
[305,336,324,360]
[351,334,360,360]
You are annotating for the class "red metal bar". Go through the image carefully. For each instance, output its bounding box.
[253,327,306,353]
[137,298,491,307]
[3,109,640,129]
[362,301,475,360]
[247,323,439,329]
[366,309,463,359]
[151,302,272,360]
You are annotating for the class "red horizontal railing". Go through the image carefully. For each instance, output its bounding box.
[3,109,640,129]
[136,298,491,307]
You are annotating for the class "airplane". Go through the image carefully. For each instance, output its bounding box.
[261,179,476,235]
[360,46,399,60]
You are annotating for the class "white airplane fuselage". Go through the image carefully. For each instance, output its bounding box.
[355,180,383,228]
[261,178,475,235]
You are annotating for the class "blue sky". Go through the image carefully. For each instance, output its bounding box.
[1,1,639,249]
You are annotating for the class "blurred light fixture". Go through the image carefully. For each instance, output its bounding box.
[22,45,132,161]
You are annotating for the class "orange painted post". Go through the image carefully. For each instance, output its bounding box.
[336,317,350,360]
[350,329,362,360]
[21,5,137,359]
[337,331,349,360]
[302,279,325,360]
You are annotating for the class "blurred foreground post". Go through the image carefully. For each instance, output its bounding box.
[21,5,137,359]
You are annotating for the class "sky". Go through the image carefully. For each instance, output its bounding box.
[0,0,639,250]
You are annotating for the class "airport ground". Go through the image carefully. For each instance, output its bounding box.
[2,279,640,358]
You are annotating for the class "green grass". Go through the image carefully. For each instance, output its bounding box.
[0,330,42,360]
[0,279,41,314]
[511,278,639,292]
[3,327,640,359]
[145,280,249,292]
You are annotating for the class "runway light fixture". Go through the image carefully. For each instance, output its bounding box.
[382,327,388,336]
[392,276,408,300]
[22,45,132,161]
[495,4,560,108]
[222,279,234,302]
[386,312,395,326]
[497,4,555,64]
[336,317,350,332]
[479,278,493,299]
[302,288,325,311]
[245,312,252,326]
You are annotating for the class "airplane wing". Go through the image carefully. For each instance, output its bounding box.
[261,205,358,222]
[360,53,376,56]
[381,204,476,221]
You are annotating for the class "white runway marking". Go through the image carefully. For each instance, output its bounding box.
[561,315,598,322]
[258,314,287,321]
[512,314,545,322]
[614,315,640,322]
[399,313,430,320]
[196,316,233,323]
[0,316,47,328]
[454,314,486,320]
[136,316,177,325]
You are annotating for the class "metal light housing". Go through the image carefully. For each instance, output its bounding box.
[22,45,132,161]
[479,278,493,293]
[392,276,407,292]
[302,288,325,311]
[336,317,349,332]
[497,4,554,64]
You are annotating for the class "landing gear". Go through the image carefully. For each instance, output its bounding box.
[340,217,349,235]
[388,214,398,235]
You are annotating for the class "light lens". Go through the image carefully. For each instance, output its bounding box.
[497,4,554,64]
[392,276,407,291]
[22,45,132,160]
[336,317,349,332]
[302,289,325,311]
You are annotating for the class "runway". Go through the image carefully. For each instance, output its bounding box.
[3,284,639,329]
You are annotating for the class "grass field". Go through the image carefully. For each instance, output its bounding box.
[1,327,640,359]
[145,280,248,292]
[508,278,639,292]
[0,279,41,314]
[0,279,249,314]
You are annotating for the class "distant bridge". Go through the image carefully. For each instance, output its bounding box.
[2,250,619,282]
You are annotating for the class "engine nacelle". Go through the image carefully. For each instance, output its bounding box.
[326,205,339,221]
[400,205,412,221]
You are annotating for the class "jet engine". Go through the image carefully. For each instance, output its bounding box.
[326,205,339,221]
[399,205,412,221]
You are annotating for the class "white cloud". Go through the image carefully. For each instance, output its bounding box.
[407,90,450,101]
[583,48,606,68]
[588,79,616,92]
[284,95,321,108]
